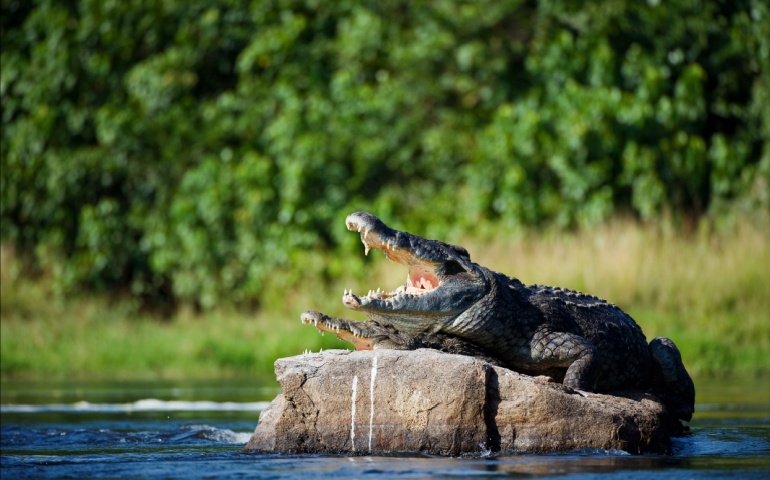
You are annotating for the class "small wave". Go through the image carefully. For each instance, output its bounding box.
[0,399,271,414]
[173,424,253,444]
[1,424,254,447]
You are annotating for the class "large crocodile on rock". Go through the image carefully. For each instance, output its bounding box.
[302,212,695,422]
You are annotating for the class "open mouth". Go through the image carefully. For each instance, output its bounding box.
[343,217,441,309]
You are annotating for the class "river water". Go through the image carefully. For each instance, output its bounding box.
[1,376,768,479]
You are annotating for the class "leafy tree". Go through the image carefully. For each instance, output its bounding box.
[2,0,767,308]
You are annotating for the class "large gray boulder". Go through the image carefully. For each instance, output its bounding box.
[244,349,682,455]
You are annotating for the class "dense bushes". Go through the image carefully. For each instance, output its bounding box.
[2,0,768,308]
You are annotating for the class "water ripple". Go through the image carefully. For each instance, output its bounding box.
[0,399,270,414]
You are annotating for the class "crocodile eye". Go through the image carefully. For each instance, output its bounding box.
[441,260,465,276]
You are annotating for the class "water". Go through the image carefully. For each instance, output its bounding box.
[1,377,768,479]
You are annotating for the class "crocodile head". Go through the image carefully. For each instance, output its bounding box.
[342,212,489,335]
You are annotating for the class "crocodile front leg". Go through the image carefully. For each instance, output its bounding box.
[530,328,600,391]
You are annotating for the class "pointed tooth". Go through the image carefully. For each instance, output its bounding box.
[365,244,370,256]
[363,229,369,239]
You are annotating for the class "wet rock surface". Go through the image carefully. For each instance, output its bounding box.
[244,349,682,456]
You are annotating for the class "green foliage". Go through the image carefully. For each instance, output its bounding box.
[2,0,768,307]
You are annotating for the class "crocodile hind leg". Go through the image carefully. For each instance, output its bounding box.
[649,337,695,422]
[531,329,600,391]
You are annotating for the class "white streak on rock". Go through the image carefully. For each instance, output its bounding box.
[351,375,358,452]
[368,355,378,452]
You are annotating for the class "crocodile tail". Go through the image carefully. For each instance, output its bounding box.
[649,337,696,422]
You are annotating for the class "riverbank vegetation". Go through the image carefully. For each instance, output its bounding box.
[2,1,769,382]
[2,214,768,381]
[3,0,768,310]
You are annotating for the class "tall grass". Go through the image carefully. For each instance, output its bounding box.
[1,216,768,380]
[469,218,770,378]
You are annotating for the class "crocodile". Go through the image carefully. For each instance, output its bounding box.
[302,212,695,422]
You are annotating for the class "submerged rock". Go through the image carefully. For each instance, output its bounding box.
[244,349,683,456]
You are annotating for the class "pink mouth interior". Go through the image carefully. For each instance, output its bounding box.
[407,271,439,291]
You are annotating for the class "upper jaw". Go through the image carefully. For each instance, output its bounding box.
[346,211,413,262]
[345,212,451,265]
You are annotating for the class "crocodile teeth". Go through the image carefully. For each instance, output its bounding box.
[354,224,371,255]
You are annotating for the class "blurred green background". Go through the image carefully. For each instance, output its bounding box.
[1,0,768,380]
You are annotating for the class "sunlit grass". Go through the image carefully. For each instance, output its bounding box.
[467,217,770,378]
[1,215,768,380]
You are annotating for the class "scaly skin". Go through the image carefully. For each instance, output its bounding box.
[301,310,504,366]
[302,212,695,422]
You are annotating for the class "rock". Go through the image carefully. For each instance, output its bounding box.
[244,349,682,456]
